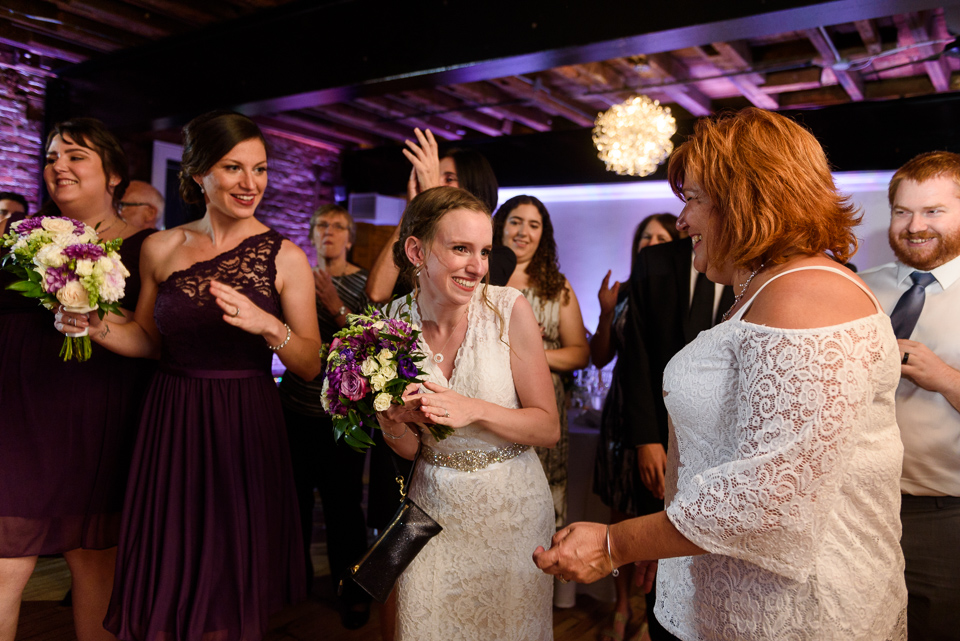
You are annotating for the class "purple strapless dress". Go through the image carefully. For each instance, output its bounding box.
[0,229,155,556]
[104,230,305,641]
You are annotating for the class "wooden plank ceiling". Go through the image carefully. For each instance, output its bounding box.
[2,0,959,152]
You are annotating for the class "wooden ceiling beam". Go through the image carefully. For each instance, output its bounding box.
[703,42,778,109]
[804,28,865,101]
[487,76,595,127]
[0,1,142,52]
[0,20,91,62]
[894,11,951,92]
[352,96,461,140]
[439,79,558,130]
[257,113,385,148]
[308,104,417,143]
[119,0,233,25]
[760,67,823,94]
[395,89,506,137]
[645,52,713,116]
[49,0,180,39]
[255,116,344,153]
[854,19,884,55]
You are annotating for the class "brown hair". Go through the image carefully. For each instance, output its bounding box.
[179,111,267,210]
[492,195,569,303]
[634,212,681,252]
[310,203,356,245]
[45,118,129,211]
[667,108,860,269]
[888,151,960,206]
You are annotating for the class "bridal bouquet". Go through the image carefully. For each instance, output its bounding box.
[322,300,452,451]
[1,216,129,362]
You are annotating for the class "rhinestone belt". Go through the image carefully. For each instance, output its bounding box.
[421,443,530,473]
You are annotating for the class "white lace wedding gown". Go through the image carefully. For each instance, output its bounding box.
[658,266,907,641]
[388,285,555,641]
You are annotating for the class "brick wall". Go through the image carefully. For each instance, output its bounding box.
[257,133,341,264]
[0,67,45,211]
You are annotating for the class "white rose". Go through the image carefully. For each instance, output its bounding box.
[56,280,91,309]
[380,364,397,381]
[33,244,66,268]
[77,229,98,243]
[360,356,380,377]
[376,348,394,367]
[41,218,77,234]
[97,256,114,273]
[75,259,95,277]
[370,372,387,392]
[53,232,81,247]
[320,378,331,412]
[372,320,386,330]
[373,393,392,412]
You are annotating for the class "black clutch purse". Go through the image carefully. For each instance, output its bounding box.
[343,443,442,602]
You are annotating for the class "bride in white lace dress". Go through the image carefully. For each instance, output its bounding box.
[534,108,906,641]
[377,186,559,641]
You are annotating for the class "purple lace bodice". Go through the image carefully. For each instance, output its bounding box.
[153,230,284,372]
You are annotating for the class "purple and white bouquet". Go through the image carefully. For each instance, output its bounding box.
[321,298,452,451]
[2,216,129,362]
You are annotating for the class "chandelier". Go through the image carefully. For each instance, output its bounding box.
[592,95,677,177]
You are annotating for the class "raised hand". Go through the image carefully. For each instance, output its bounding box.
[597,270,621,316]
[313,268,344,316]
[402,128,441,200]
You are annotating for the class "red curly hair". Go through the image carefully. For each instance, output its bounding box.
[667,108,860,270]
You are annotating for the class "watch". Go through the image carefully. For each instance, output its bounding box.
[338,305,348,317]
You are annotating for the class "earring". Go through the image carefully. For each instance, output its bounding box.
[199,185,205,194]
[414,263,422,278]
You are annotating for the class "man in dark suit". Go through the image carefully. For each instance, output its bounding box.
[619,234,734,640]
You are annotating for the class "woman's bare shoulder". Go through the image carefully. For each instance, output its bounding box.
[745,258,877,329]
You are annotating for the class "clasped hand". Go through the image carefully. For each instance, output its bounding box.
[313,269,343,316]
[379,380,474,429]
[54,306,97,335]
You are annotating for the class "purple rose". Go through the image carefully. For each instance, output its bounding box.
[339,370,369,401]
[398,357,418,379]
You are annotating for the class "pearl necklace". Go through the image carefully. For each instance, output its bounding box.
[431,308,468,364]
[721,261,766,322]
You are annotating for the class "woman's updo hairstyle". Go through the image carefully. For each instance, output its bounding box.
[179,111,267,209]
[45,117,130,211]
[393,186,489,288]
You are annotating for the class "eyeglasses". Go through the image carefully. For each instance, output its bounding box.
[315,221,349,231]
[119,202,152,210]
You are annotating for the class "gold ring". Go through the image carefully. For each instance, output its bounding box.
[233,306,240,317]
[558,576,569,584]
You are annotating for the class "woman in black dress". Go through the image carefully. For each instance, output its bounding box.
[0,118,155,641]
[58,111,322,641]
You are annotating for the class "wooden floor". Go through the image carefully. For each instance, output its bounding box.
[17,557,649,641]
[17,494,649,641]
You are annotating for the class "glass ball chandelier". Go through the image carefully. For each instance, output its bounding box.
[592,95,677,177]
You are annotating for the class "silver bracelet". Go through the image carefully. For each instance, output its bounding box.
[266,323,292,351]
[382,424,408,440]
[606,524,620,577]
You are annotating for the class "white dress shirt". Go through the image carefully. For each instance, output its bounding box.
[861,254,960,496]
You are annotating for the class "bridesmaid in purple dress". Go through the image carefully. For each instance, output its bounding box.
[58,111,322,641]
[0,118,154,641]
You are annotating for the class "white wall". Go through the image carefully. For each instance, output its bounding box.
[500,171,898,334]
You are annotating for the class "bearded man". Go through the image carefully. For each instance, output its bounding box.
[861,150,960,641]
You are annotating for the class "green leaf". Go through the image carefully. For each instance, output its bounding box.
[7,280,36,292]
[351,428,376,446]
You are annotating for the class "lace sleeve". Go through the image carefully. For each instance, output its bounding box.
[666,323,880,582]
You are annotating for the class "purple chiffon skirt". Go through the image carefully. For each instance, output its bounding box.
[104,367,305,641]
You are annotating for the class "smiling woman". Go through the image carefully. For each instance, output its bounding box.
[0,118,156,641]
[54,111,323,641]
[376,186,559,640]
[494,195,590,530]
